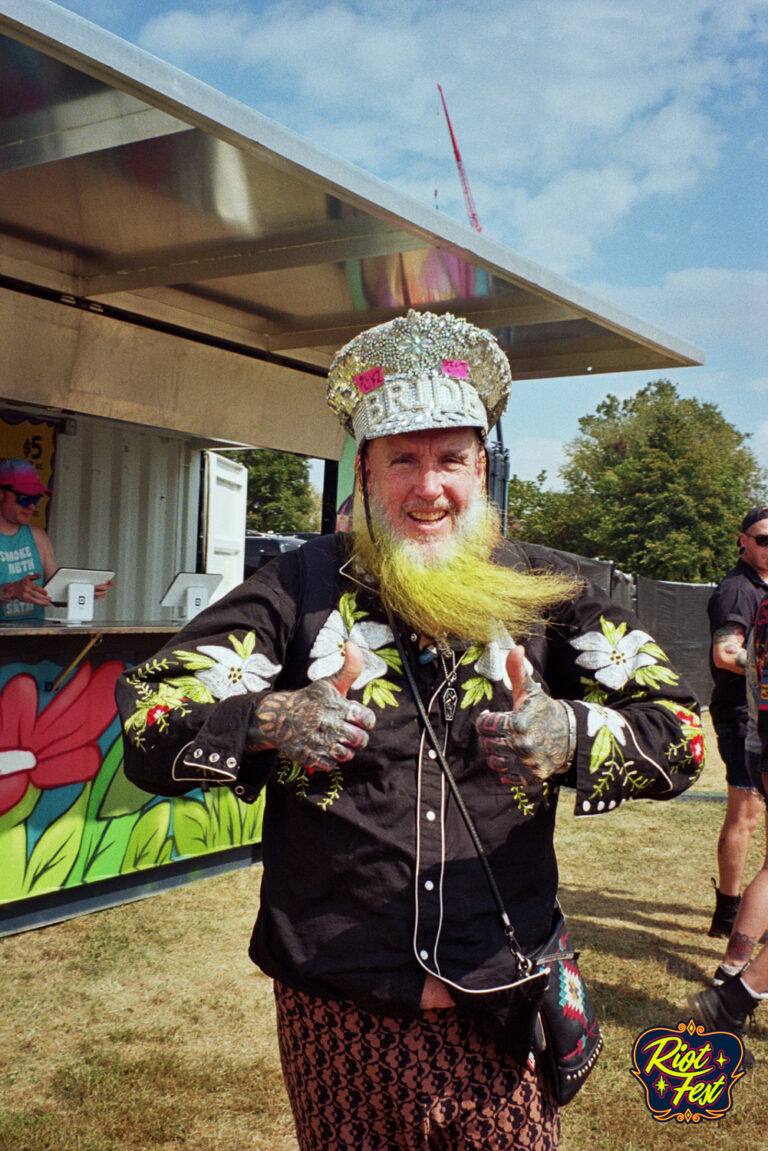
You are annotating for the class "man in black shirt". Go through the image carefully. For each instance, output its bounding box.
[118,310,703,1151]
[691,592,768,1060]
[707,506,768,936]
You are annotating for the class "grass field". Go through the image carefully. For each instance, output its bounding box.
[1,714,767,1151]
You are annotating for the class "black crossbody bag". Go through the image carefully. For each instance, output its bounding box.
[390,623,603,1105]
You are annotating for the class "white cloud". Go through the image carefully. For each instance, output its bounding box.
[586,268,768,351]
[136,0,768,274]
[503,165,641,270]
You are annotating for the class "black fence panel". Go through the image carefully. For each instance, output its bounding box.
[635,575,715,706]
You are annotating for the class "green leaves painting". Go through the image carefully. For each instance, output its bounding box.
[1,732,263,906]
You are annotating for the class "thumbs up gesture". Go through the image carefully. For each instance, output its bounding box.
[247,641,376,771]
[475,645,573,783]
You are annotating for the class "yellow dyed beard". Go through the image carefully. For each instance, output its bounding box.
[352,489,581,645]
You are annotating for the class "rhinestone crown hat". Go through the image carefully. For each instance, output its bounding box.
[326,309,512,444]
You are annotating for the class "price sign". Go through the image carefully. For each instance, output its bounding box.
[0,411,57,527]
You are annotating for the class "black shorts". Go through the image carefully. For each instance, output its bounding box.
[745,750,768,801]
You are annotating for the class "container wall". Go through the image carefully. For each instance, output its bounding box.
[47,417,201,622]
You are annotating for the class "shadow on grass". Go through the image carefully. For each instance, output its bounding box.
[559,879,723,962]
[558,882,707,931]
[556,884,767,1042]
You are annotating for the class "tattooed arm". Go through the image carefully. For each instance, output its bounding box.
[476,645,574,783]
[246,641,376,771]
[712,623,748,673]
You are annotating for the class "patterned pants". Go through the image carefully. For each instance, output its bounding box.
[274,982,560,1151]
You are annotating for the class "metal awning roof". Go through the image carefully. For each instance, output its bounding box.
[0,0,704,459]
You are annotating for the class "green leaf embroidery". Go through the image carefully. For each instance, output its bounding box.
[231,631,256,659]
[461,676,493,708]
[277,756,307,787]
[508,785,535,817]
[637,640,669,661]
[588,725,613,774]
[600,618,623,645]
[169,676,214,703]
[128,657,172,680]
[632,665,679,688]
[318,766,345,811]
[172,649,216,671]
[338,591,367,631]
[580,679,609,704]
[364,678,402,709]
[376,647,403,673]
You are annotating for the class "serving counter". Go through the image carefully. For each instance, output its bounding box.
[0,621,264,934]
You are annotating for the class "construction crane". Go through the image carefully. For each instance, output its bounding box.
[437,83,482,232]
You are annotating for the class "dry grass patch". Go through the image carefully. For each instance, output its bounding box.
[0,868,297,1151]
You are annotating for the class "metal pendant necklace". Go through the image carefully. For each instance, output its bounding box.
[439,649,458,723]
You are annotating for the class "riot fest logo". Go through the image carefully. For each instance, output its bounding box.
[630,1019,747,1123]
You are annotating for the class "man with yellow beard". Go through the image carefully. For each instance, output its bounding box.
[118,310,703,1151]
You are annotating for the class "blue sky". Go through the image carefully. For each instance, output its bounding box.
[55,0,768,489]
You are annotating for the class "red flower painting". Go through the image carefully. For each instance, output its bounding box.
[0,662,124,816]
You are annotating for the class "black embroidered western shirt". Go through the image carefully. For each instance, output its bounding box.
[117,536,702,1018]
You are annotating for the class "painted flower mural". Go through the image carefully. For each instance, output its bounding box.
[0,655,266,907]
[0,661,124,816]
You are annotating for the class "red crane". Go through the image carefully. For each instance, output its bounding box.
[437,83,482,232]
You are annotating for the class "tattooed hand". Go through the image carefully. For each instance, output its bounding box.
[246,641,376,771]
[475,645,572,784]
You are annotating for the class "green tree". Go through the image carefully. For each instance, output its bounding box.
[506,471,585,554]
[547,380,767,581]
[225,448,319,533]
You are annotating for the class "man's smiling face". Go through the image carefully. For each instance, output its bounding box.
[361,427,486,552]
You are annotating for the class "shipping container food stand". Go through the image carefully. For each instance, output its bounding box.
[0,0,703,934]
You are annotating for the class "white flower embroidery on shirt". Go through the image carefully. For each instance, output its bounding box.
[195,644,281,699]
[473,629,534,688]
[583,702,629,745]
[308,610,394,690]
[570,624,656,691]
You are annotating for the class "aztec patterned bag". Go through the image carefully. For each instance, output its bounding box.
[532,913,603,1105]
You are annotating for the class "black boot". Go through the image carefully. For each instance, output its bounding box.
[708,878,741,938]
[688,975,757,1068]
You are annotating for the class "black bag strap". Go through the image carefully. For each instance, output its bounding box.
[388,616,535,977]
